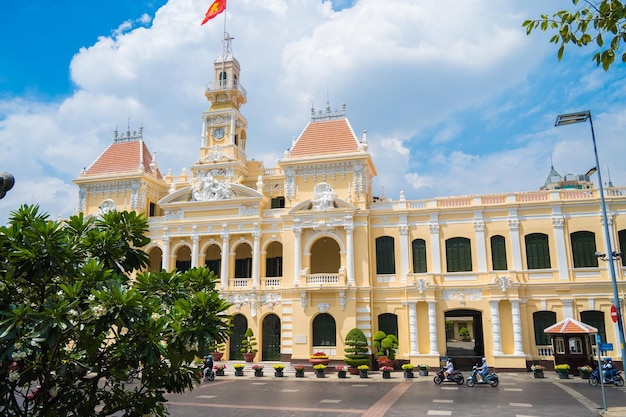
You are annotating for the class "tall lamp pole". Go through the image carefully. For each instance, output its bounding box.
[555,110,626,366]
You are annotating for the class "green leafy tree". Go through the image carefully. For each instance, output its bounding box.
[372,331,398,360]
[344,327,369,368]
[523,0,626,70]
[0,205,232,416]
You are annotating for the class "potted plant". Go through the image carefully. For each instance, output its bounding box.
[555,363,570,379]
[578,364,592,379]
[372,331,398,367]
[402,363,415,378]
[314,364,327,378]
[418,364,430,376]
[252,364,264,377]
[240,328,258,362]
[209,340,226,361]
[233,363,245,376]
[294,364,305,378]
[358,364,369,378]
[531,364,545,378]
[214,363,226,376]
[380,365,393,379]
[273,363,285,377]
[336,365,347,379]
[344,327,370,374]
[309,351,330,365]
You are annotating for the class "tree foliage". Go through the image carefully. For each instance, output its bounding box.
[343,327,369,368]
[0,205,232,416]
[523,0,626,70]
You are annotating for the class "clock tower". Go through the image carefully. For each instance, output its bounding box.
[192,33,249,184]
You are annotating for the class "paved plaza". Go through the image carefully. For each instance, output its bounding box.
[161,367,626,417]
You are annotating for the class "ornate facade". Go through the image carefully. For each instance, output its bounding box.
[74,35,626,370]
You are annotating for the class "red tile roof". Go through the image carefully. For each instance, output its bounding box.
[543,318,598,334]
[85,140,162,179]
[289,118,360,158]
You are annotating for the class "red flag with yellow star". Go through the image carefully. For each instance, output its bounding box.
[201,0,226,25]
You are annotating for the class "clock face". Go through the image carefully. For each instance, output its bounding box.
[214,128,225,140]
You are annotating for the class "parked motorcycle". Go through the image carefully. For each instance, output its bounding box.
[589,369,624,387]
[433,368,464,385]
[466,365,499,387]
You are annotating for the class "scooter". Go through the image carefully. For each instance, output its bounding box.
[466,364,499,387]
[433,368,464,385]
[589,369,624,387]
[197,364,215,381]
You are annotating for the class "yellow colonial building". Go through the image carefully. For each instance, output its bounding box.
[74,36,626,371]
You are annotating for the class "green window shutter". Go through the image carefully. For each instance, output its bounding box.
[411,239,427,273]
[570,231,598,268]
[491,235,508,271]
[376,236,396,274]
[446,237,472,272]
[525,233,551,270]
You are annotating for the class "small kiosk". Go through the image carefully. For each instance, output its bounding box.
[544,318,597,376]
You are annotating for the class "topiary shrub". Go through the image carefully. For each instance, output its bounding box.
[372,331,398,360]
[344,327,369,368]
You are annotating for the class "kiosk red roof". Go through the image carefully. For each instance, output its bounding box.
[543,318,598,334]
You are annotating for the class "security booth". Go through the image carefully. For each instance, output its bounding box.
[544,318,597,376]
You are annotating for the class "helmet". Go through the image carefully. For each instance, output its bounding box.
[204,355,212,359]
[482,357,486,362]
[605,357,612,362]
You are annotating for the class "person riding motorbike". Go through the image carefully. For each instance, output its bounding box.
[443,359,454,380]
[203,355,214,379]
[602,357,617,383]
[477,357,489,382]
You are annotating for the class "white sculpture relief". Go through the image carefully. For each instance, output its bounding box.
[98,199,116,216]
[164,209,183,220]
[441,288,482,301]
[191,173,235,201]
[317,303,330,313]
[494,276,515,292]
[312,182,336,211]
[205,145,228,162]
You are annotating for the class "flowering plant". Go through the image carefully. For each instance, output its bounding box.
[402,364,415,371]
[336,365,346,371]
[578,365,592,372]
[313,364,327,370]
[379,366,393,372]
[418,364,430,370]
[273,364,285,370]
[310,352,329,359]
[555,364,570,372]
[530,364,545,372]
[252,364,264,370]
[214,364,226,371]
[293,365,305,371]
[233,363,245,370]
[357,365,369,371]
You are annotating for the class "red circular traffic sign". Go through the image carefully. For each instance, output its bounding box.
[611,305,618,323]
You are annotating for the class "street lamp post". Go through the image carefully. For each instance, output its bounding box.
[555,110,626,367]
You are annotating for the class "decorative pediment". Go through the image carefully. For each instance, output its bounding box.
[158,181,263,205]
[289,182,356,214]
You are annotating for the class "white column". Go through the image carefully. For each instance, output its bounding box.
[490,300,503,355]
[191,227,199,268]
[399,223,409,283]
[552,212,569,280]
[346,223,355,286]
[429,218,441,274]
[220,233,230,288]
[162,231,170,271]
[508,214,523,271]
[293,224,302,286]
[252,229,260,288]
[427,300,439,355]
[409,302,419,355]
[511,299,524,355]
[474,217,487,272]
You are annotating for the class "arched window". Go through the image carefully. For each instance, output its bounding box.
[570,231,598,268]
[376,236,396,274]
[533,311,556,346]
[265,241,283,277]
[312,313,336,346]
[411,239,427,273]
[618,229,626,267]
[234,243,252,278]
[219,71,227,87]
[490,235,508,271]
[175,246,191,272]
[378,313,398,338]
[445,237,472,272]
[204,244,221,277]
[581,310,607,344]
[525,233,551,270]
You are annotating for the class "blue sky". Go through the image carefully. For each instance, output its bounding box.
[1,0,626,223]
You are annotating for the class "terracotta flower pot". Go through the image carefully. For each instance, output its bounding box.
[242,352,256,362]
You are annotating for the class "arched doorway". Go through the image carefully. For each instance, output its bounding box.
[230,314,248,360]
[175,246,191,272]
[310,238,340,273]
[262,314,281,360]
[445,309,484,369]
[147,247,162,272]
